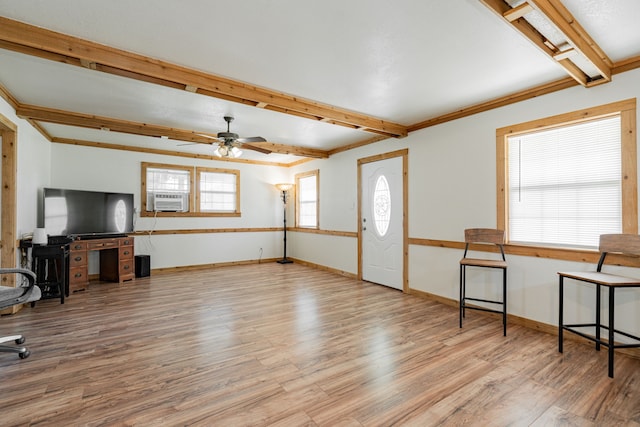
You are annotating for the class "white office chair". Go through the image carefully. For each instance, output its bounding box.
[0,268,41,359]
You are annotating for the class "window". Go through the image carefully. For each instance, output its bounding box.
[197,168,240,213]
[141,162,240,217]
[497,99,637,250]
[143,163,192,213]
[373,175,391,236]
[296,170,319,228]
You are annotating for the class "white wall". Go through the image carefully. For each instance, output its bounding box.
[290,67,640,333]
[48,144,289,269]
[0,97,51,241]
[405,68,640,332]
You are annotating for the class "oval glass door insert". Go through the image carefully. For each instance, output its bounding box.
[373,175,391,236]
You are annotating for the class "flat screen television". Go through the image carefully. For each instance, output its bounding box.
[40,188,134,238]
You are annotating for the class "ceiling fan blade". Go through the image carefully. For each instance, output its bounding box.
[242,143,272,154]
[236,136,266,143]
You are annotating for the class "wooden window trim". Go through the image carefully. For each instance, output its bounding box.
[295,169,319,229]
[496,98,637,259]
[141,162,241,217]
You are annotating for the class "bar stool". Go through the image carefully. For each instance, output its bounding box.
[459,228,508,336]
[558,233,640,378]
[31,243,69,304]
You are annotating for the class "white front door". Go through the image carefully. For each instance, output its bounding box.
[361,156,403,290]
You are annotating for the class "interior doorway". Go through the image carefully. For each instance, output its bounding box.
[0,113,18,297]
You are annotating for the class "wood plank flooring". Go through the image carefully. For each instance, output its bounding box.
[1,263,639,426]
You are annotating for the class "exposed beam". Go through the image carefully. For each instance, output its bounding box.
[528,0,612,82]
[16,104,211,142]
[51,137,293,167]
[248,142,328,159]
[479,0,612,87]
[16,104,329,159]
[503,2,534,22]
[0,16,408,138]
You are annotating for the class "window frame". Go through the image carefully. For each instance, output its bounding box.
[496,98,637,255]
[141,162,241,217]
[295,169,319,228]
[196,167,241,215]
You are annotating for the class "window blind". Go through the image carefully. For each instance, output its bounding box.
[507,115,621,249]
[147,168,190,192]
[298,175,317,227]
[200,172,236,212]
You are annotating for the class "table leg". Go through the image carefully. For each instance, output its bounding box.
[502,267,507,337]
[608,287,615,378]
[596,283,601,351]
[559,275,564,353]
[459,265,464,328]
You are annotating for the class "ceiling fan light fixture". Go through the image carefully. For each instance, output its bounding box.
[230,146,242,157]
[215,145,228,157]
[214,143,242,158]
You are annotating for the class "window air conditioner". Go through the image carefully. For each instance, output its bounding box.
[152,192,188,212]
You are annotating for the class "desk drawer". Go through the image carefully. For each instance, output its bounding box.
[119,261,134,282]
[87,240,119,250]
[119,246,134,260]
[120,237,134,247]
[69,252,88,267]
[70,241,87,252]
[69,266,88,292]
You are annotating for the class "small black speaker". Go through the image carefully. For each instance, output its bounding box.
[135,255,150,278]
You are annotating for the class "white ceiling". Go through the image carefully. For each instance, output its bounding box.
[0,0,638,163]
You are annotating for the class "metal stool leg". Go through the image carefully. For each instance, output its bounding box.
[502,267,507,336]
[459,265,465,328]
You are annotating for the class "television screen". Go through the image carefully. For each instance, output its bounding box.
[41,188,134,238]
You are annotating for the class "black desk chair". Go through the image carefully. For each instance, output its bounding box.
[0,268,41,359]
[459,228,508,336]
[558,233,640,378]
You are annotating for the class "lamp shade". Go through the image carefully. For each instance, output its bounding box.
[275,183,293,191]
[32,228,47,245]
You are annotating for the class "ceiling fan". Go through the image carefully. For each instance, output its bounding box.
[198,116,271,158]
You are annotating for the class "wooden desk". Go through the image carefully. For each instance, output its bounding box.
[69,236,134,292]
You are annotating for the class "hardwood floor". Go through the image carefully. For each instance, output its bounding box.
[1,263,639,426]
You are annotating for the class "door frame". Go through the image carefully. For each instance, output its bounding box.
[357,148,408,292]
[0,113,18,294]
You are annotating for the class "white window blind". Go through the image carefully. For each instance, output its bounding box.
[507,115,621,249]
[147,167,190,192]
[298,174,317,227]
[199,171,237,212]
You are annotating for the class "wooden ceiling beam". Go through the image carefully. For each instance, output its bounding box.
[528,0,612,83]
[0,16,407,138]
[248,142,329,159]
[15,104,328,158]
[503,2,534,22]
[15,104,212,142]
[479,0,612,87]
[50,137,293,167]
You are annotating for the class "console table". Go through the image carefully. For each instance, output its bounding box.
[69,236,135,292]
